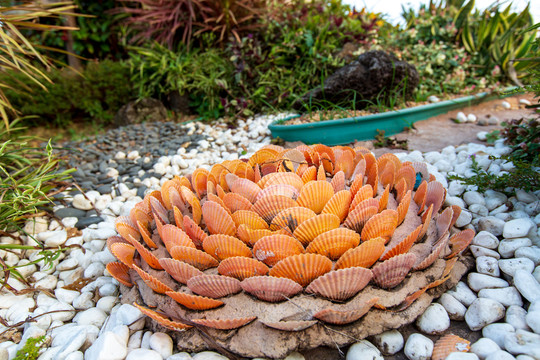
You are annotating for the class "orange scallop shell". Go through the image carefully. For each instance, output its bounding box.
[130,207,152,229]
[446,228,475,259]
[106,262,133,287]
[161,224,195,252]
[161,179,183,209]
[248,148,279,167]
[169,245,219,270]
[149,196,169,225]
[241,276,303,302]
[187,274,242,298]
[180,186,202,224]
[202,234,252,261]
[293,213,340,246]
[109,242,135,268]
[218,256,269,280]
[133,303,192,331]
[349,172,364,198]
[365,161,378,194]
[378,159,396,189]
[159,257,203,284]
[350,185,374,212]
[414,180,428,213]
[449,205,462,229]
[343,198,379,233]
[237,225,273,246]
[436,206,454,238]
[301,166,317,184]
[305,267,373,301]
[296,180,334,214]
[252,194,298,223]
[166,291,223,310]
[377,185,390,212]
[306,228,360,260]
[321,190,352,223]
[432,334,471,360]
[261,172,304,191]
[360,209,398,243]
[313,297,379,325]
[371,253,416,289]
[106,235,130,252]
[202,201,236,236]
[138,220,158,249]
[270,206,317,232]
[223,192,253,213]
[231,210,268,230]
[129,235,163,269]
[252,234,305,266]
[380,224,423,261]
[256,184,299,202]
[191,316,256,330]
[268,253,332,287]
[116,220,141,243]
[396,165,416,192]
[394,178,408,204]
[425,181,446,214]
[183,215,208,248]
[262,320,317,332]
[397,190,412,226]
[207,193,231,216]
[133,265,173,294]
[191,168,209,199]
[334,237,386,270]
[331,170,346,192]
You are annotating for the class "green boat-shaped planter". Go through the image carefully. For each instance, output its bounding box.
[269,89,516,146]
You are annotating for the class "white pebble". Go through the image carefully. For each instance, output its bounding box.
[149,332,173,359]
[483,323,515,348]
[416,303,450,334]
[126,349,163,360]
[346,340,383,360]
[404,333,433,360]
[471,337,501,359]
[439,293,467,320]
[465,298,506,331]
[371,330,404,355]
[468,272,509,292]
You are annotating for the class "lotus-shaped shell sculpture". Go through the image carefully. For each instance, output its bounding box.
[106,144,473,359]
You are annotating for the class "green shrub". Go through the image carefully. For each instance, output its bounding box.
[1,60,133,127]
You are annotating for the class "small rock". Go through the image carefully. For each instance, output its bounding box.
[473,231,500,249]
[499,258,535,277]
[447,353,479,360]
[439,293,467,320]
[499,238,532,258]
[73,308,107,328]
[513,270,540,302]
[126,349,162,360]
[149,332,173,359]
[192,351,230,360]
[468,113,477,122]
[73,292,94,310]
[468,273,509,292]
[55,288,80,305]
[447,282,477,307]
[478,287,523,307]
[48,302,76,322]
[428,95,440,103]
[465,298,506,331]
[485,350,517,360]
[72,194,94,210]
[477,131,488,141]
[514,247,540,266]
[166,353,193,360]
[456,112,468,123]
[503,219,535,239]
[477,217,506,237]
[346,340,383,360]
[516,189,537,204]
[504,330,540,358]
[416,303,450,334]
[483,323,516,348]
[470,246,501,259]
[501,101,511,109]
[506,305,530,331]
[371,330,404,355]
[525,307,540,334]
[456,210,473,227]
[404,333,433,360]
[471,337,501,359]
[464,191,486,206]
[85,325,129,360]
[476,256,501,277]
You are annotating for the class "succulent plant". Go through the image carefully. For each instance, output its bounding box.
[106,144,473,358]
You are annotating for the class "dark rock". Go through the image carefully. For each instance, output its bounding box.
[96,184,113,194]
[296,50,419,110]
[86,210,98,217]
[137,185,148,198]
[75,216,104,229]
[165,90,191,114]
[55,207,87,219]
[114,98,167,127]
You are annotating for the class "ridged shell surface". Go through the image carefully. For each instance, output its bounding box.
[187,274,242,298]
[268,253,332,287]
[305,267,373,301]
[241,276,303,302]
[371,253,416,289]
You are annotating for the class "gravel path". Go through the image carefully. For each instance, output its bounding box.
[0,104,539,360]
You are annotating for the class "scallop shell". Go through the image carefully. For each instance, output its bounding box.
[270,206,316,232]
[262,320,317,332]
[256,184,299,202]
[268,253,332,287]
[159,257,203,284]
[252,234,305,266]
[394,178,408,204]
[414,180,428,212]
[436,206,454,237]
[161,224,195,252]
[261,172,304,191]
[419,204,434,240]
[350,185,374,212]
[312,144,335,173]
[202,234,252,261]
[446,228,475,259]
[138,221,158,249]
[191,168,209,199]
[133,303,192,331]
[248,148,279,167]
[305,267,373,301]
[191,316,256,330]
[169,245,219,270]
[377,185,390,212]
[414,232,449,270]
[241,276,303,302]
[130,207,152,229]
[349,172,364,198]
[150,196,169,225]
[218,256,269,280]
[334,237,386,270]
[166,291,224,310]
[231,210,268,230]
[223,192,253,213]
[237,225,272,246]
[296,180,334,214]
[161,179,183,209]
[116,220,141,243]
[365,160,378,193]
[449,205,462,229]
[306,228,360,260]
[377,152,401,173]
[397,190,412,226]
[293,213,340,246]
[371,253,416,289]
[106,235,130,252]
[360,209,398,243]
[207,193,231,216]
[133,265,173,294]
[331,170,346,192]
[313,297,379,325]
[180,186,202,224]
[321,190,352,223]
[343,198,379,233]
[252,194,298,223]
[106,262,133,287]
[187,274,242,298]
[301,166,317,183]
[395,164,416,192]
[378,160,395,189]
[202,201,236,236]
[432,334,471,360]
[380,224,423,261]
[180,215,206,248]
[109,242,135,268]
[425,181,446,214]
[335,151,354,180]
[129,235,163,269]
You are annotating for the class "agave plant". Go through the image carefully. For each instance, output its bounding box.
[0,1,78,132]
